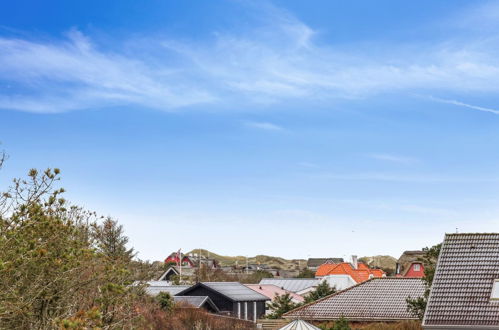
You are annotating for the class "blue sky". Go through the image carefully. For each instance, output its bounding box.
[1,1,499,261]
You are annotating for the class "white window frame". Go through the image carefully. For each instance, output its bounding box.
[413,263,421,272]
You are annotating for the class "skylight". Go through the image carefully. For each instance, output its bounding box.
[490,280,499,300]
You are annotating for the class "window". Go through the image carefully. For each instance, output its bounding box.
[413,264,421,272]
[491,280,499,300]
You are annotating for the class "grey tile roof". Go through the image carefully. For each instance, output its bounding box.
[179,282,269,302]
[285,278,425,321]
[173,296,220,313]
[144,283,191,296]
[307,258,344,268]
[423,233,499,327]
[259,278,320,293]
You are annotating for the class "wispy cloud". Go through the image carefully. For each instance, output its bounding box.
[428,96,499,115]
[367,153,418,164]
[2,3,499,113]
[244,121,283,131]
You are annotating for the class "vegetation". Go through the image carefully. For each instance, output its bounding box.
[296,267,316,278]
[406,243,442,319]
[304,281,336,303]
[187,248,305,270]
[358,255,397,275]
[266,293,297,319]
[318,317,351,330]
[0,151,265,329]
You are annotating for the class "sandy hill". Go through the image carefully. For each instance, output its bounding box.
[187,249,305,270]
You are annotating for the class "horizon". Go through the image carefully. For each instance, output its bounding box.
[2,1,499,262]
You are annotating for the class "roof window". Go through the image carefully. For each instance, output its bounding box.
[490,279,499,300]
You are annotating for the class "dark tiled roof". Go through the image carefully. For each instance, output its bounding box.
[423,233,499,327]
[173,296,220,313]
[307,258,344,267]
[285,278,424,321]
[178,282,269,302]
[144,284,191,296]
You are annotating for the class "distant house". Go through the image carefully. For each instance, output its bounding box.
[245,284,305,312]
[321,274,357,291]
[173,296,220,313]
[402,262,424,278]
[259,278,320,296]
[396,250,425,276]
[165,252,195,267]
[315,257,385,283]
[307,258,344,270]
[284,278,425,322]
[176,282,269,321]
[423,233,499,329]
[158,266,179,282]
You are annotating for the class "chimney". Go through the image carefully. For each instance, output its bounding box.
[352,255,358,269]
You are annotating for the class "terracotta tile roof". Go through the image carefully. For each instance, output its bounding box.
[423,233,499,327]
[315,263,338,277]
[245,284,305,303]
[316,262,385,283]
[284,278,425,321]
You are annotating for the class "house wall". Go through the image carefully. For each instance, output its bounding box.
[178,286,234,313]
[231,300,266,321]
[405,263,425,278]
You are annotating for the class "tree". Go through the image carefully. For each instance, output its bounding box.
[0,167,144,328]
[156,292,174,311]
[267,293,296,319]
[296,267,315,278]
[406,243,442,319]
[92,217,135,261]
[304,281,335,303]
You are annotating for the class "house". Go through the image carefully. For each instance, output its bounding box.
[402,262,424,278]
[173,296,220,313]
[423,233,499,329]
[284,277,425,322]
[315,257,385,283]
[396,250,425,276]
[307,258,344,270]
[158,266,179,282]
[176,282,269,321]
[321,274,357,291]
[259,278,320,296]
[143,283,191,297]
[245,284,305,311]
[165,252,196,267]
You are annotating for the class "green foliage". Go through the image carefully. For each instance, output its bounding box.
[267,293,296,319]
[319,316,351,330]
[156,292,174,311]
[92,217,135,261]
[0,167,144,328]
[304,281,336,303]
[296,267,315,278]
[406,243,442,320]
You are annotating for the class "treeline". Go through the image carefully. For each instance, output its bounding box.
[0,154,250,329]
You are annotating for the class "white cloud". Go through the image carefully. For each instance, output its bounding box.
[367,153,418,164]
[428,96,499,115]
[244,121,283,131]
[2,4,499,113]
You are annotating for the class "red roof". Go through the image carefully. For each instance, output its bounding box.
[316,262,385,283]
